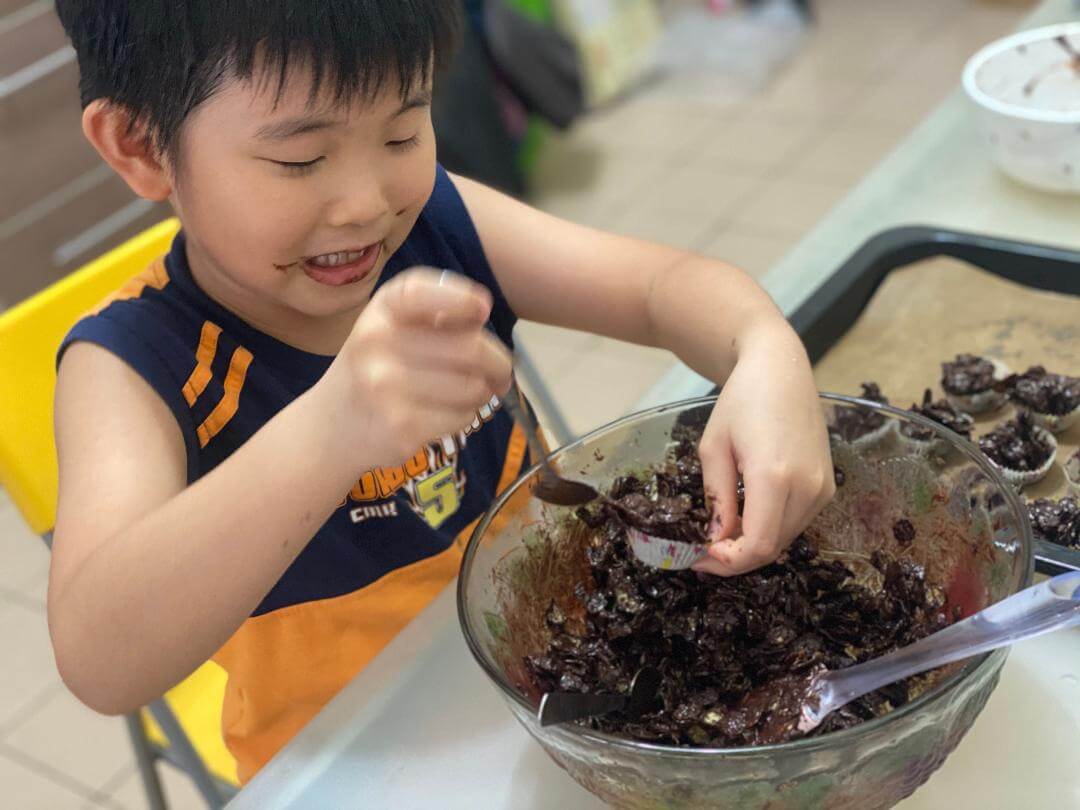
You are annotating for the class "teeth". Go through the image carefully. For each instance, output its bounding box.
[309,249,367,268]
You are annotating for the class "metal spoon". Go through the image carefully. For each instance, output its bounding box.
[538,666,661,727]
[796,571,1080,735]
[502,378,598,507]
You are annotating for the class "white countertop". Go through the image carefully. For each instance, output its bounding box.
[230,2,1080,806]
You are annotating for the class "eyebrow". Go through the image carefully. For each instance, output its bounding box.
[254,91,434,142]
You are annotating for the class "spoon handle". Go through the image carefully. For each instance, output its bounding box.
[811,572,1080,725]
[501,376,549,469]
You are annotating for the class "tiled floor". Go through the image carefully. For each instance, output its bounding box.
[0,0,1030,806]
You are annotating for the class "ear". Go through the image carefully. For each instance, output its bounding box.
[82,100,173,201]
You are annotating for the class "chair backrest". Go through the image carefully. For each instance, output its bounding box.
[0,218,181,534]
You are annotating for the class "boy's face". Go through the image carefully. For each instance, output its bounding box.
[170,65,437,325]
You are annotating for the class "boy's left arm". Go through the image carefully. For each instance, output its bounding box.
[454,174,834,576]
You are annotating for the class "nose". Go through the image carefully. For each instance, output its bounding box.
[325,173,392,230]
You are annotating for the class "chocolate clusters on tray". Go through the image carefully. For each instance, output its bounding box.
[901,389,975,442]
[941,354,997,397]
[977,414,1055,472]
[1002,366,1080,416]
[1028,497,1080,549]
[830,382,889,443]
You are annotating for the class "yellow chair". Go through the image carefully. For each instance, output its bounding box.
[0,218,239,808]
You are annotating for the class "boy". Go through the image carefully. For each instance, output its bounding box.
[48,1,833,782]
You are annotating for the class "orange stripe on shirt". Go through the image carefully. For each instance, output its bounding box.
[182,322,222,406]
[497,422,528,493]
[89,258,170,315]
[196,346,254,448]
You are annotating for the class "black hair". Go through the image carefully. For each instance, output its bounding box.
[55,1,462,158]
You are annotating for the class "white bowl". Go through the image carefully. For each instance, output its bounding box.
[963,23,1080,193]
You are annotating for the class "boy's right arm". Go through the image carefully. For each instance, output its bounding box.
[48,270,511,716]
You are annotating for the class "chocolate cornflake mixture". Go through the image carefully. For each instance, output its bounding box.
[830,382,889,442]
[592,440,717,545]
[1002,366,1080,416]
[977,414,1054,472]
[1028,497,1080,549]
[525,425,950,748]
[901,389,975,441]
[941,354,996,396]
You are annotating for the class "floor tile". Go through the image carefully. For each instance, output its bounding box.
[546,339,677,437]
[514,321,600,439]
[609,202,722,252]
[607,155,767,251]
[700,227,802,279]
[4,687,132,794]
[695,114,821,173]
[0,749,91,809]
[626,163,764,219]
[0,602,60,728]
[743,68,869,123]
[841,71,956,132]
[530,138,664,230]
[788,123,905,186]
[107,760,214,810]
[730,174,850,236]
[514,321,597,380]
[570,96,735,157]
[0,487,51,597]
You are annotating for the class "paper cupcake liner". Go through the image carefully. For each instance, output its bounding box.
[1019,402,1080,435]
[896,430,950,459]
[1065,451,1080,498]
[849,419,896,449]
[627,527,710,571]
[944,359,1009,415]
[990,427,1058,490]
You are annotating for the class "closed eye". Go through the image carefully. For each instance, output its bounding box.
[388,135,420,152]
[271,157,325,175]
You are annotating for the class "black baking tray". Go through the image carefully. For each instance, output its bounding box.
[715,225,1080,576]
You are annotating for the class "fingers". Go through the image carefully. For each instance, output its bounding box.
[406,367,505,412]
[777,467,835,545]
[698,432,740,543]
[380,267,493,330]
[692,460,838,578]
[691,532,783,577]
[391,326,513,395]
[693,469,790,577]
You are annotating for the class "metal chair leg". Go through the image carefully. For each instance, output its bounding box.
[146,700,228,809]
[124,714,168,810]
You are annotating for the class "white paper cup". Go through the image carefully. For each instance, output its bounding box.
[944,359,1009,415]
[897,429,951,459]
[987,427,1058,490]
[1065,451,1080,497]
[627,527,710,571]
[831,416,895,451]
[1020,403,1080,435]
[850,419,896,449]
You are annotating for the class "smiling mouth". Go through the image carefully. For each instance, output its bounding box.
[285,242,384,287]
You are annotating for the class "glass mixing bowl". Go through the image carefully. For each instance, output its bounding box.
[458,395,1033,810]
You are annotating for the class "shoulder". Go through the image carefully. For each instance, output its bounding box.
[59,255,210,479]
